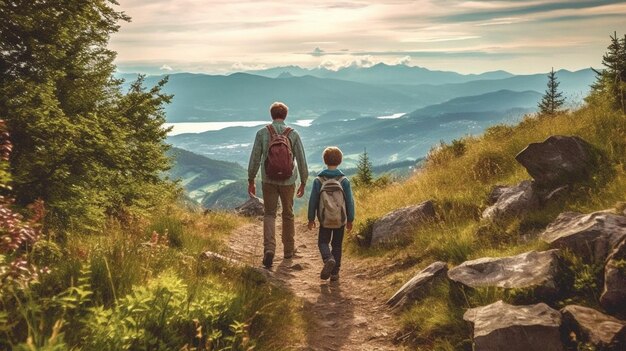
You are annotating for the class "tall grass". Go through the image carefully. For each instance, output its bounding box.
[2,206,302,351]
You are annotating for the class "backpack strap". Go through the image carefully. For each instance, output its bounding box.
[282,127,293,137]
[266,124,276,136]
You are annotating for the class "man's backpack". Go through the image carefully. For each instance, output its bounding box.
[265,125,294,180]
[318,176,347,229]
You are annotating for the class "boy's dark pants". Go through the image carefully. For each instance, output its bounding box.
[318,226,345,275]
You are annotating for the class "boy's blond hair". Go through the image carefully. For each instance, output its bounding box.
[323,147,343,166]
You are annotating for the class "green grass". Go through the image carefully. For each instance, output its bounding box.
[2,206,303,351]
[346,101,626,349]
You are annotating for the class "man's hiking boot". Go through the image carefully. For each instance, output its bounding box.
[320,258,336,280]
[284,248,297,259]
[262,251,274,268]
[330,273,339,281]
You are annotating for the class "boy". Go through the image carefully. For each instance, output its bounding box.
[307,147,355,281]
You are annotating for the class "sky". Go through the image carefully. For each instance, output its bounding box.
[109,0,626,75]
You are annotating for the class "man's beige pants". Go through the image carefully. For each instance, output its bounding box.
[262,182,295,257]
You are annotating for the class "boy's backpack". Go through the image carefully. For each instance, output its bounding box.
[318,176,347,229]
[265,125,294,180]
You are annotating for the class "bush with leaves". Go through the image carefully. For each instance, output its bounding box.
[84,271,252,351]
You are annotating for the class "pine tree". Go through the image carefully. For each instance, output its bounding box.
[538,68,565,115]
[0,1,175,231]
[354,148,373,186]
[590,32,626,112]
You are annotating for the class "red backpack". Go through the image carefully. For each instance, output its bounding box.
[265,124,294,180]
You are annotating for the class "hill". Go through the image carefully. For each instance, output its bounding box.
[169,90,542,167]
[348,98,626,349]
[137,73,416,122]
[167,147,246,201]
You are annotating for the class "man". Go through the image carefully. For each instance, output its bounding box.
[248,102,308,268]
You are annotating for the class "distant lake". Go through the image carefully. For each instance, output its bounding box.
[165,119,314,136]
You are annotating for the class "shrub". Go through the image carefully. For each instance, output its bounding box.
[83,271,250,351]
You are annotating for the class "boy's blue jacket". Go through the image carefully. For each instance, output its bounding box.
[308,169,355,223]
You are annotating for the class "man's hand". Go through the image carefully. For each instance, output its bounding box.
[346,222,353,232]
[308,221,316,230]
[248,181,256,197]
[296,182,306,198]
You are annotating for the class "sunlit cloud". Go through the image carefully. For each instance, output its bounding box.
[110,0,626,74]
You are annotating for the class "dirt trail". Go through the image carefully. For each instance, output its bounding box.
[225,220,400,351]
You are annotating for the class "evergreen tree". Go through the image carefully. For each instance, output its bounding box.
[538,68,565,115]
[0,1,174,231]
[354,148,373,186]
[590,32,626,112]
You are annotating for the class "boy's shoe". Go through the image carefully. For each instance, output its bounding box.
[320,258,336,280]
[262,251,274,268]
[330,273,339,281]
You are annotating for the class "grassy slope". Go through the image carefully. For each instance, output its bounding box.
[347,100,626,350]
[24,207,304,350]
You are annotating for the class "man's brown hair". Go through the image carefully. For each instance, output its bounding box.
[270,102,289,120]
[323,147,343,166]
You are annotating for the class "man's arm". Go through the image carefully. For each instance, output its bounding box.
[292,131,308,184]
[247,130,263,196]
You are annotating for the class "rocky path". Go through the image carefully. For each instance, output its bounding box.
[225,221,400,351]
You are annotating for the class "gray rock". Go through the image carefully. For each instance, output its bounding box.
[448,250,560,295]
[370,200,436,246]
[540,211,626,264]
[515,135,593,187]
[487,185,511,205]
[235,196,265,217]
[464,300,563,351]
[482,180,539,220]
[386,261,448,309]
[561,305,626,350]
[601,238,626,317]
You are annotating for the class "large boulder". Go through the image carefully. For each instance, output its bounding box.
[235,196,264,217]
[386,261,448,310]
[561,305,626,350]
[448,250,560,295]
[601,238,626,317]
[482,180,539,220]
[370,200,436,246]
[515,135,594,187]
[464,300,563,351]
[540,211,626,264]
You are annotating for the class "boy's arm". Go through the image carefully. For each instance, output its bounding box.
[308,178,321,222]
[342,178,355,222]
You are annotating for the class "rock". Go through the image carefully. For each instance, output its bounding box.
[542,185,569,203]
[370,200,436,246]
[601,238,626,317]
[464,300,563,351]
[540,211,626,264]
[386,261,448,309]
[561,305,626,349]
[487,185,511,205]
[235,196,264,216]
[448,250,560,295]
[482,180,539,220]
[515,135,593,187]
[289,263,305,271]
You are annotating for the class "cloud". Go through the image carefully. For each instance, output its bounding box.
[310,47,326,57]
[397,56,411,65]
[159,64,173,71]
[231,62,267,71]
[110,0,626,74]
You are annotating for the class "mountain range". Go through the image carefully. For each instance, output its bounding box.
[119,64,594,123]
